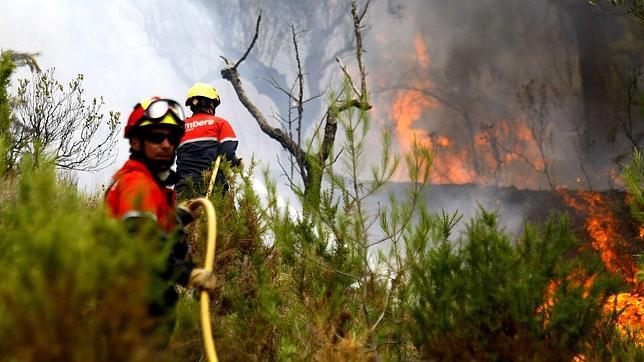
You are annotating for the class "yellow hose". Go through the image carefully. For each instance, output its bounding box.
[206,156,222,199]
[190,157,223,362]
[190,197,218,362]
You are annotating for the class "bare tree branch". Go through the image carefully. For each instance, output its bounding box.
[221,6,372,201]
[6,50,41,73]
[296,250,361,282]
[336,57,361,96]
[11,69,119,172]
[235,10,262,69]
[292,24,304,150]
[352,0,370,97]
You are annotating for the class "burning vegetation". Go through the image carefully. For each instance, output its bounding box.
[560,190,644,345]
[372,2,644,351]
[1,0,643,360]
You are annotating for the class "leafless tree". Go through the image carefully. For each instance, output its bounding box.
[136,0,363,132]
[219,1,371,205]
[572,124,595,190]
[479,123,505,186]
[11,69,119,171]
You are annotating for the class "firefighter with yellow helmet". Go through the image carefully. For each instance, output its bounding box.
[176,82,241,197]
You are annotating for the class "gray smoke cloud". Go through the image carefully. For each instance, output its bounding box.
[2,0,640,204]
[367,0,642,190]
[1,0,288,193]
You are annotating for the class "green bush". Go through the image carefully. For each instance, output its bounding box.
[176,162,280,361]
[0,52,15,176]
[0,158,169,361]
[407,208,624,360]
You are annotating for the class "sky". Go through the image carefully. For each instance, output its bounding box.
[1,0,287,193]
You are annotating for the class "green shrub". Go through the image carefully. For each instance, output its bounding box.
[407,208,623,360]
[0,158,169,361]
[0,52,15,176]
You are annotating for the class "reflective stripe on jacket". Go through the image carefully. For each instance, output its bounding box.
[179,113,237,147]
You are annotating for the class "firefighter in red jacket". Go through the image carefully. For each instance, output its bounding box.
[176,82,241,197]
[105,96,215,332]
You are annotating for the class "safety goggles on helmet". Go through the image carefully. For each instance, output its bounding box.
[143,98,185,124]
[125,97,186,138]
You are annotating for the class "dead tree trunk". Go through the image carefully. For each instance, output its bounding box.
[220,4,371,208]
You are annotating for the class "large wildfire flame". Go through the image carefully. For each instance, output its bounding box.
[389,32,477,184]
[560,190,643,344]
[560,191,639,283]
[388,33,551,187]
[381,22,643,345]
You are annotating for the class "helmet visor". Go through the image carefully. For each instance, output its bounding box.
[145,99,185,123]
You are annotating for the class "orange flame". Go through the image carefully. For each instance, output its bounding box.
[437,135,450,148]
[559,190,644,344]
[559,191,638,282]
[604,293,644,346]
[431,149,477,184]
[538,273,596,328]
[390,88,436,153]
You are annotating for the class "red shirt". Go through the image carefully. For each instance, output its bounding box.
[105,159,176,233]
[179,113,237,146]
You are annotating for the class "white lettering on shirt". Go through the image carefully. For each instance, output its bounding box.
[185,119,215,131]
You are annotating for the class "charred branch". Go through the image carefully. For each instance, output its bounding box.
[291,24,305,150]
[235,11,262,70]
[221,62,308,174]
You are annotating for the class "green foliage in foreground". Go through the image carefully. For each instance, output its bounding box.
[623,148,644,284]
[623,148,644,224]
[0,52,15,176]
[0,155,641,361]
[0,72,640,360]
[0,159,169,361]
[408,208,624,360]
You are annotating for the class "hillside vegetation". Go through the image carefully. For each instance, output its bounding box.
[1,55,643,361]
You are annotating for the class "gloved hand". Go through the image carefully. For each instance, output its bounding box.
[176,200,203,226]
[189,268,217,294]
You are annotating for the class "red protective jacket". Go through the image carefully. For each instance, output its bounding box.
[180,113,238,146]
[176,113,239,194]
[105,158,176,233]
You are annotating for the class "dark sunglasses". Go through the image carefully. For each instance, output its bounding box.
[143,131,182,145]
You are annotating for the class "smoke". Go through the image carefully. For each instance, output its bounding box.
[0,0,288,193]
[2,0,641,231]
[367,0,642,190]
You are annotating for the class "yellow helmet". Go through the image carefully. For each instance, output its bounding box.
[185,82,221,107]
